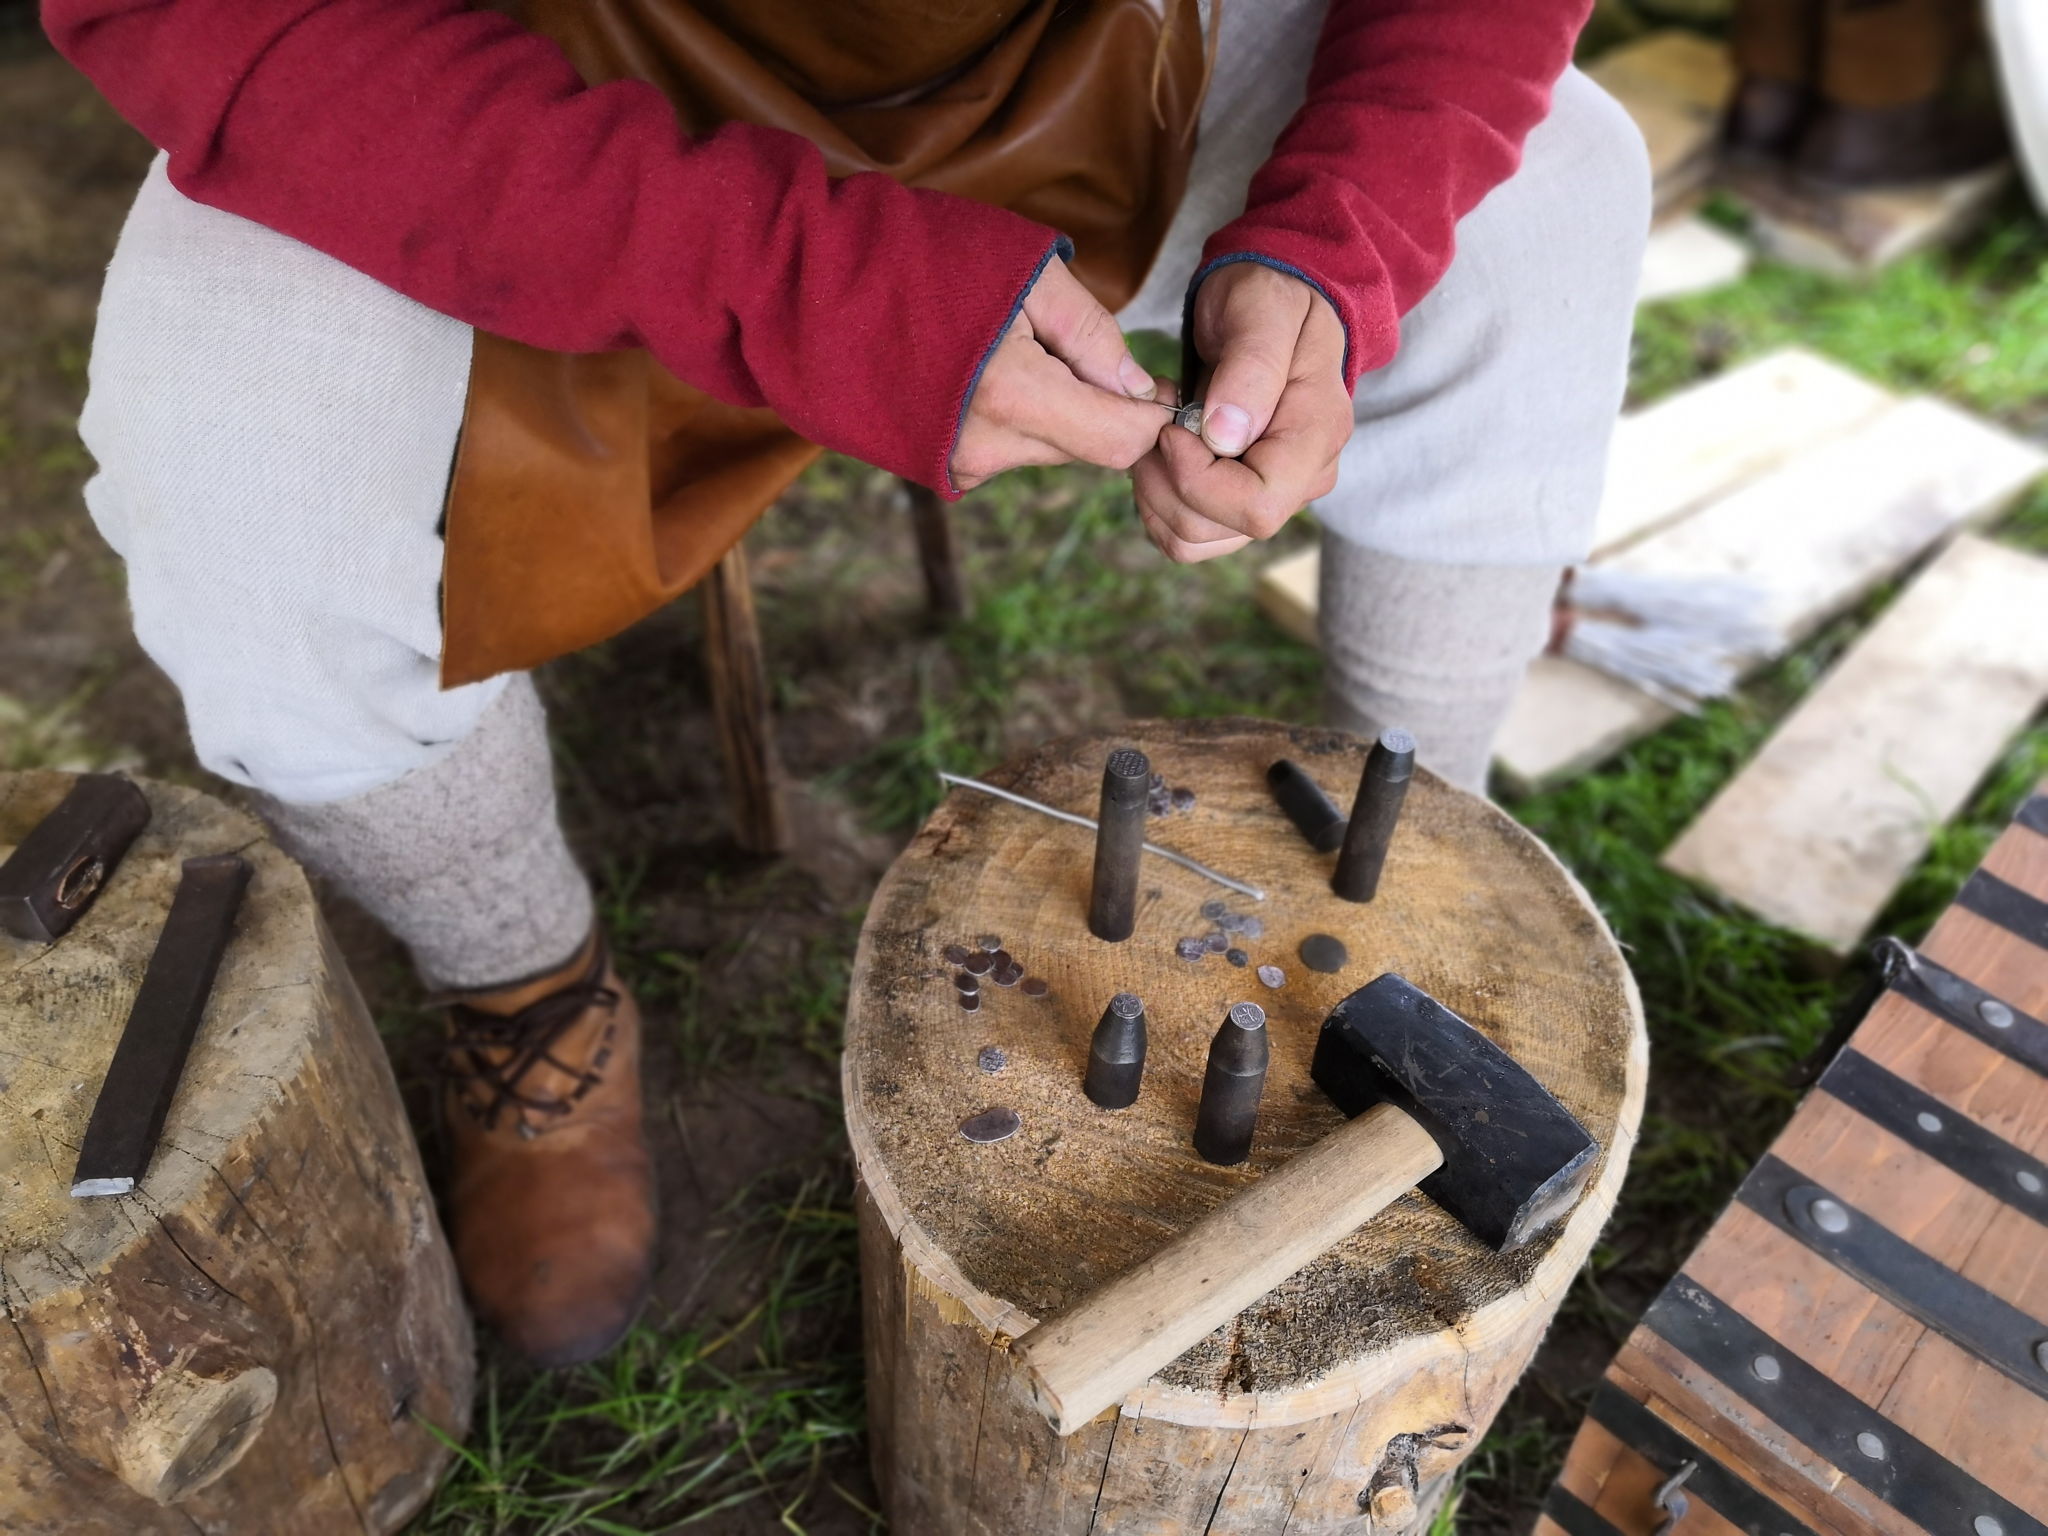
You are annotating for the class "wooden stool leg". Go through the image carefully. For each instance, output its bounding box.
[700,541,790,855]
[903,479,970,622]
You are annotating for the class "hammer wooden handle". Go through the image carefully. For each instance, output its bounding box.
[1010,1103,1444,1434]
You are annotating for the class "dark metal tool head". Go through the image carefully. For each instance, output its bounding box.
[1266,759,1347,854]
[1310,973,1597,1251]
[1088,748,1151,943]
[1194,1002,1269,1166]
[0,774,151,943]
[1084,992,1148,1109]
[1331,729,1415,904]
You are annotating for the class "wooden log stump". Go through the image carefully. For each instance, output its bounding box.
[843,720,1646,1534]
[0,772,473,1534]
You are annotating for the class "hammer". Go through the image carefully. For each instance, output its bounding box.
[1009,974,1597,1434]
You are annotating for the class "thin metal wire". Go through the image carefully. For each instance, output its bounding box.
[936,771,1266,902]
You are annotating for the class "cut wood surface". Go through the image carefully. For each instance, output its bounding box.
[1586,31,1736,213]
[1664,536,2048,952]
[1546,799,2048,1530]
[844,720,1645,1533]
[0,772,472,1534]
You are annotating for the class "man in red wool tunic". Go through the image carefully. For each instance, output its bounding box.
[45,0,1648,1364]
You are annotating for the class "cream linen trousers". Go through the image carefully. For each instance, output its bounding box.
[78,3,1649,986]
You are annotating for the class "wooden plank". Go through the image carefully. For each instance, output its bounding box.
[1637,216,1751,306]
[1503,396,2047,791]
[1662,537,2048,952]
[1586,31,1737,214]
[1593,349,1896,559]
[1255,546,1319,649]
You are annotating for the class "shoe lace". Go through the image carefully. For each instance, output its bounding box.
[439,941,621,1135]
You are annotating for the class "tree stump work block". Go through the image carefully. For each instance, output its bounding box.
[0,773,472,1535]
[843,720,1647,1533]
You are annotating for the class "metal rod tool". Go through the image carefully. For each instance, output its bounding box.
[1088,748,1151,942]
[1265,759,1346,853]
[1085,993,1148,1109]
[1331,728,1416,903]
[72,854,252,1198]
[0,774,151,943]
[1193,1002,1269,1166]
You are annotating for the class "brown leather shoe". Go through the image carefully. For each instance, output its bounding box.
[439,934,655,1367]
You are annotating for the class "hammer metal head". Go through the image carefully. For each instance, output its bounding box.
[1310,973,1597,1252]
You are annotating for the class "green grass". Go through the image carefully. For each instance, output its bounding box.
[416,208,2048,1531]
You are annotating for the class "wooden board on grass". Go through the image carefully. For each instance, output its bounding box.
[1662,536,2048,954]
[1500,394,2045,791]
[1544,793,2048,1532]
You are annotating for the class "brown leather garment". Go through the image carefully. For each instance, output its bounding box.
[441,0,1208,686]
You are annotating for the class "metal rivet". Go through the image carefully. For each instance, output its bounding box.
[1855,1431,1886,1461]
[2018,1170,2045,1195]
[1979,998,2015,1030]
[1976,1517,2005,1536]
[1916,1110,1944,1134]
[1811,1197,1851,1234]
[2034,1339,2048,1373]
[1751,1353,1782,1382]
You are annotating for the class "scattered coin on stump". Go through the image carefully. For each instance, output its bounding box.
[953,972,980,993]
[1021,978,1050,998]
[1205,932,1230,954]
[1257,964,1286,989]
[943,943,972,965]
[964,951,994,975]
[1201,899,1228,921]
[993,968,1021,988]
[978,1047,1007,1074]
[960,1107,1022,1144]
[1175,937,1206,961]
[1299,933,1350,974]
[978,934,1003,952]
[958,992,981,1012]
[1170,787,1197,812]
[1226,948,1249,968]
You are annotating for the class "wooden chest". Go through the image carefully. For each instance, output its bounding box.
[1543,788,2048,1536]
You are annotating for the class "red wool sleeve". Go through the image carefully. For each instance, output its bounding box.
[40,0,1061,491]
[1203,0,1596,390]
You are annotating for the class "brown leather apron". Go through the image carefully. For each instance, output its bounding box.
[440,0,1209,686]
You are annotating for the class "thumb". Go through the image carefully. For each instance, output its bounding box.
[1020,258,1159,401]
[1195,273,1309,458]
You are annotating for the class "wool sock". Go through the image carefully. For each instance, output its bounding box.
[1317,538,1560,796]
[252,673,595,990]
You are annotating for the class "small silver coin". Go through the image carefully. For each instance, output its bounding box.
[1170,787,1196,812]
[1235,916,1264,940]
[978,934,1003,952]
[963,952,994,975]
[1256,964,1285,989]
[1176,937,1207,961]
[953,972,980,993]
[943,944,972,965]
[993,968,1022,988]
[1226,948,1249,968]
[978,1047,1007,1074]
[1205,932,1230,954]
[1201,899,1229,920]
[960,1107,1022,1144]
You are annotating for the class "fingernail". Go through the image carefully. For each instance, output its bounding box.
[1205,404,1253,456]
[1118,355,1158,400]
